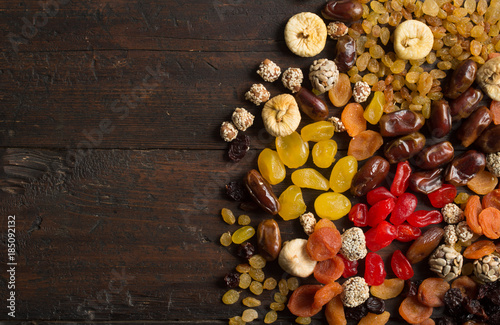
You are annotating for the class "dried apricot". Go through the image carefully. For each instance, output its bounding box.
[325,295,346,325]
[478,207,500,239]
[347,130,384,161]
[370,278,405,299]
[491,100,500,125]
[417,319,435,325]
[399,296,433,324]
[312,282,343,309]
[467,170,498,195]
[314,218,337,231]
[329,73,352,107]
[341,103,367,137]
[314,255,345,284]
[417,277,450,307]
[307,227,342,261]
[463,240,496,259]
[465,195,483,235]
[358,311,390,325]
[482,189,500,210]
[287,285,323,317]
[451,275,478,299]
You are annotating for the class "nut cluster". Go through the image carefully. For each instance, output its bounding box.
[341,277,369,308]
[257,59,281,82]
[299,212,316,236]
[352,81,371,103]
[474,254,500,283]
[220,121,238,142]
[327,22,348,39]
[232,108,254,132]
[429,244,463,281]
[309,59,339,94]
[441,203,464,224]
[486,152,500,177]
[340,227,367,261]
[245,84,270,106]
[455,221,473,242]
[282,68,303,93]
[328,116,346,132]
[443,225,458,245]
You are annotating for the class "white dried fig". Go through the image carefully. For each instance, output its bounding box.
[393,20,434,60]
[278,238,317,278]
[477,56,500,101]
[262,94,301,137]
[284,12,327,57]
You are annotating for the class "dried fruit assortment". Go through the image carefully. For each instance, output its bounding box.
[216,0,500,323]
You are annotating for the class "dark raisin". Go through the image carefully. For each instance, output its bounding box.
[344,303,368,321]
[225,181,248,201]
[463,297,487,319]
[477,282,497,300]
[488,310,500,324]
[237,242,255,259]
[437,316,458,325]
[228,134,250,162]
[402,280,419,297]
[224,271,240,288]
[365,296,385,314]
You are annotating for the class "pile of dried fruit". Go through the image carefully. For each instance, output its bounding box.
[217,0,500,323]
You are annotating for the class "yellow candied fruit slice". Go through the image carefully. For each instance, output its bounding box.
[278,185,307,221]
[312,140,338,169]
[314,192,351,220]
[329,156,358,193]
[258,148,286,185]
[301,121,335,142]
[232,226,255,244]
[364,91,386,124]
[276,132,309,169]
[292,168,330,191]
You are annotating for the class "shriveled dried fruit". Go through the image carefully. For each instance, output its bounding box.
[325,295,347,325]
[417,277,450,307]
[370,278,405,299]
[287,285,323,317]
[463,240,496,259]
[399,296,433,324]
[478,207,500,239]
[393,20,434,60]
[347,130,383,161]
[285,12,327,57]
[406,227,444,264]
[341,103,366,137]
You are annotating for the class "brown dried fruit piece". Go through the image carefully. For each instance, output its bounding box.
[465,195,483,235]
[417,277,450,307]
[399,296,433,324]
[348,130,384,161]
[325,295,346,325]
[370,278,405,300]
[329,73,352,107]
[358,311,390,325]
[451,275,478,299]
[406,227,444,264]
[478,207,500,239]
[483,189,500,210]
[341,103,366,137]
[463,240,496,259]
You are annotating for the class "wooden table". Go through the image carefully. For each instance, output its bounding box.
[0,0,469,324]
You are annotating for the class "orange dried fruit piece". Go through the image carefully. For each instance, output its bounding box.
[478,207,500,239]
[347,130,383,161]
[329,73,352,107]
[490,100,500,125]
[370,278,405,299]
[325,295,346,325]
[314,218,337,231]
[399,296,433,324]
[341,103,367,137]
[482,189,500,210]
[465,195,483,235]
[358,311,390,325]
[463,240,496,259]
[314,255,345,284]
[417,277,450,307]
[451,275,478,299]
[418,319,435,325]
[467,170,498,195]
[287,285,323,317]
[307,227,342,261]
[312,281,343,309]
